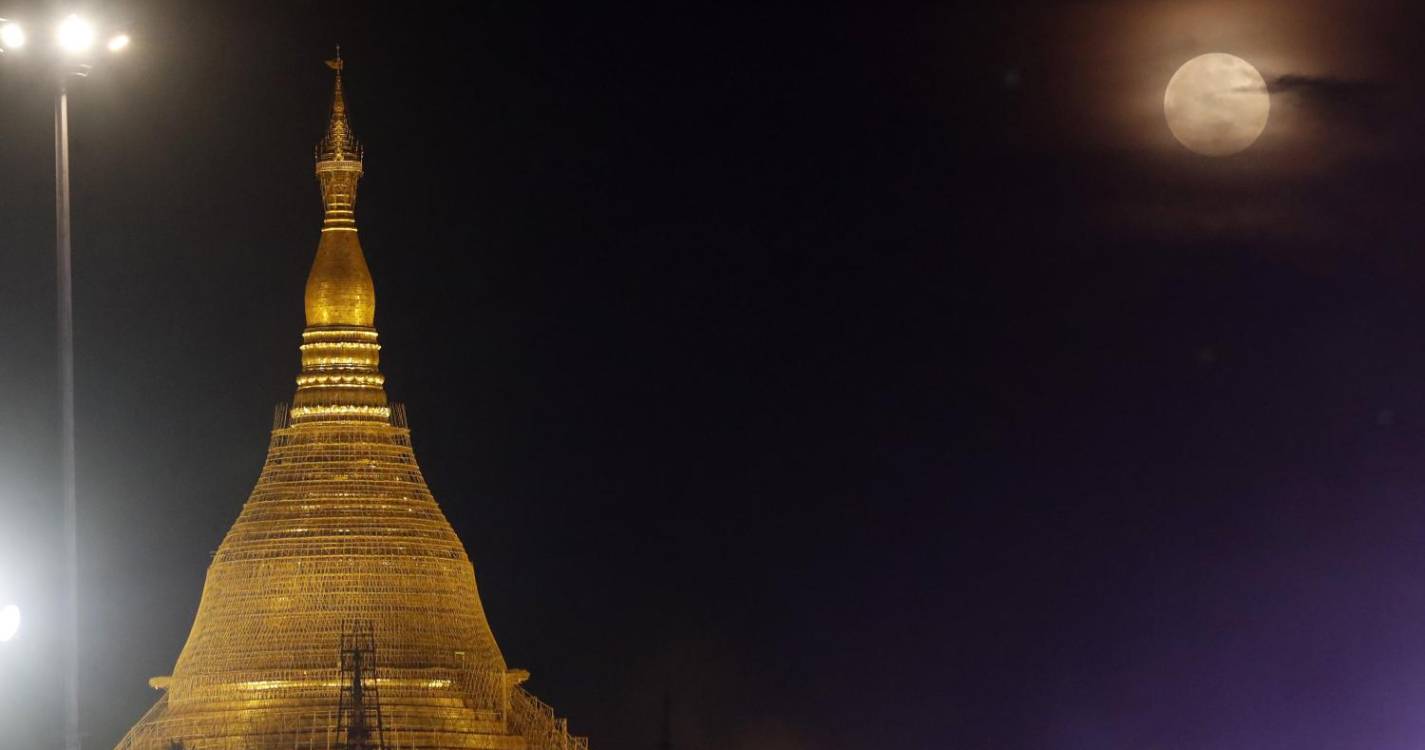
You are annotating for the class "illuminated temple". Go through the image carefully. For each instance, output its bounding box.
[114,59,585,750]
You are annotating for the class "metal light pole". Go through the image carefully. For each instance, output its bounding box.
[54,73,79,750]
[0,14,131,750]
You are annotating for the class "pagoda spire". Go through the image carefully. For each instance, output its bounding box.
[317,49,362,165]
[295,54,387,423]
[306,51,373,326]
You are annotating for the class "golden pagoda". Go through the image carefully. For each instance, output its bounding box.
[114,58,586,750]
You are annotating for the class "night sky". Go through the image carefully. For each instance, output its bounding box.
[5,1,1425,748]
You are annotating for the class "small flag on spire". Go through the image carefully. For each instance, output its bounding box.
[326,44,342,72]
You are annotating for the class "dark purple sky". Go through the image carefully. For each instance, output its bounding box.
[2,2,1425,749]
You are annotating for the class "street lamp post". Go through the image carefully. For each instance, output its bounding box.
[55,66,79,750]
[0,14,131,750]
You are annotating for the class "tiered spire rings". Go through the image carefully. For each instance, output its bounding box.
[297,53,384,422]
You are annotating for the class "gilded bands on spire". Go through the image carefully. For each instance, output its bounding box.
[304,57,379,399]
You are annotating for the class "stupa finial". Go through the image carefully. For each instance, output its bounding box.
[317,48,360,164]
[305,54,376,334]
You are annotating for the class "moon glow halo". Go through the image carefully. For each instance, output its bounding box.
[1164,53,1270,156]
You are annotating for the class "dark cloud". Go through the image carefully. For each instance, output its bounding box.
[1267,73,1386,125]
[1269,74,1378,102]
[1231,74,1382,115]
[1269,73,1373,94]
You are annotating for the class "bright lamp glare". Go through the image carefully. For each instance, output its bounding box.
[107,33,130,52]
[56,14,95,53]
[0,604,19,643]
[0,22,25,50]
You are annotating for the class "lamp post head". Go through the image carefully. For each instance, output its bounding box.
[55,14,94,53]
[0,19,26,51]
[0,603,18,643]
[0,13,130,67]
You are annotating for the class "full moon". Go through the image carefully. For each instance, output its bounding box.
[1163,53,1270,156]
[0,604,19,642]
